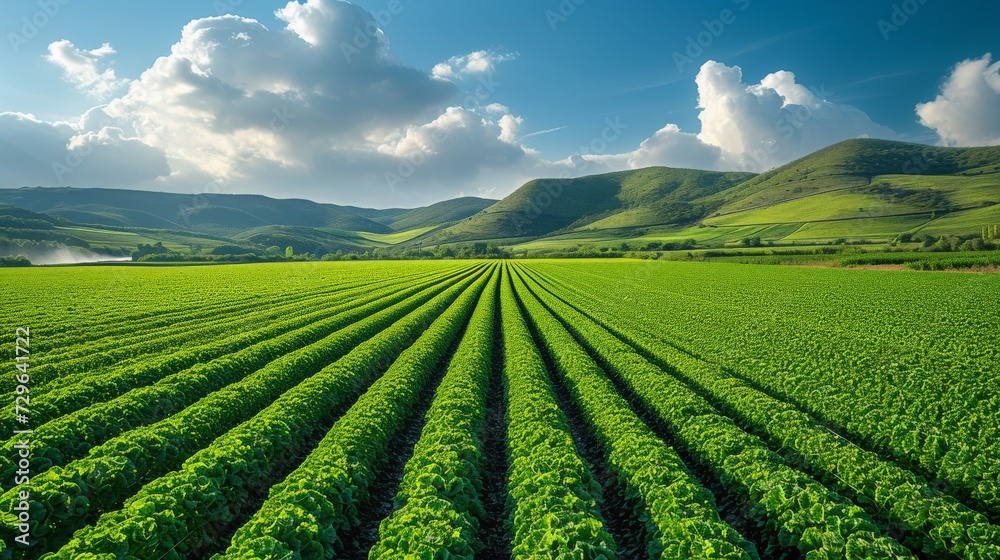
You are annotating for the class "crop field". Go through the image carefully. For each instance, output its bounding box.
[53,227,231,253]
[0,260,998,559]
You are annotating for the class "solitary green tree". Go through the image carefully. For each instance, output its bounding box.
[285,246,294,258]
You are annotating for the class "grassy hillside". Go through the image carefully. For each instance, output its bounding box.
[0,187,392,234]
[421,167,755,244]
[341,197,495,231]
[700,139,1000,243]
[55,226,232,252]
[0,188,495,238]
[0,204,70,228]
[379,197,496,231]
[356,226,437,244]
[443,139,1000,253]
[0,205,233,263]
[0,190,489,263]
[232,225,383,256]
[709,138,1000,215]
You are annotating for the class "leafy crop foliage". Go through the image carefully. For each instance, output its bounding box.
[0,259,996,559]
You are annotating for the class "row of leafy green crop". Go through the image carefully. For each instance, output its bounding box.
[29,264,430,365]
[0,267,449,436]
[520,264,1000,559]
[0,267,430,400]
[905,255,1000,270]
[10,264,445,407]
[368,267,499,557]
[515,264,915,559]
[509,265,759,559]
[495,267,618,558]
[527,260,1000,522]
[221,266,497,558]
[0,265,486,556]
[23,272,363,367]
[0,264,306,365]
[0,264,477,493]
[841,250,1000,268]
[37,265,490,559]
[0,262,449,390]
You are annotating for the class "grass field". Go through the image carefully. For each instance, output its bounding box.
[705,188,929,226]
[507,224,768,252]
[0,260,997,558]
[355,225,438,244]
[54,226,231,252]
[875,173,1000,206]
[508,221,857,252]
[781,214,935,242]
[912,204,1000,237]
[508,206,995,254]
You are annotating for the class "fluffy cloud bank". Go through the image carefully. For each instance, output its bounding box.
[102,7,459,182]
[917,53,1000,146]
[45,40,129,99]
[618,61,898,172]
[0,110,169,188]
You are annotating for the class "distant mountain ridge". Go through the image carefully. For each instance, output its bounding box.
[0,187,497,235]
[342,197,499,232]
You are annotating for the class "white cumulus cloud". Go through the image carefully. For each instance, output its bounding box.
[498,114,523,143]
[46,40,129,99]
[626,124,723,170]
[696,61,897,170]
[98,3,458,195]
[0,111,169,188]
[1,0,553,206]
[375,107,550,197]
[432,50,516,80]
[614,61,897,173]
[916,53,1000,146]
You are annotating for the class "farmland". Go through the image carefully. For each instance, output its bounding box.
[0,260,998,559]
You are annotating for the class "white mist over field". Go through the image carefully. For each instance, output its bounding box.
[18,248,132,266]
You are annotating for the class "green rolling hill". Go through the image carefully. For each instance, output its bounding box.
[0,187,394,234]
[419,139,1000,252]
[418,167,756,245]
[0,204,234,264]
[709,139,1000,215]
[232,225,383,256]
[343,197,496,232]
[700,139,1000,243]
[0,190,496,262]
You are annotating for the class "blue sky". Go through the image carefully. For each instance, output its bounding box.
[0,0,997,207]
